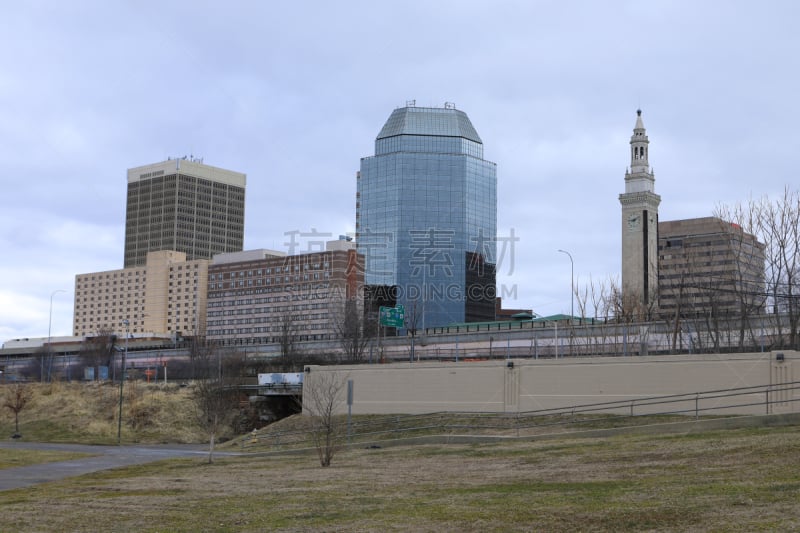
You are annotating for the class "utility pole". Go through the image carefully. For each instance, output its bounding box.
[117,319,129,445]
[558,249,574,320]
[45,289,66,382]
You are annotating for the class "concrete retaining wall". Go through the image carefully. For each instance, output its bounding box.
[303,351,798,416]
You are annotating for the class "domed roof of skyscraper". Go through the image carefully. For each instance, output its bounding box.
[376,105,483,144]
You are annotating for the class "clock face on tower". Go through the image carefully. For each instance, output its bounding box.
[627,213,640,231]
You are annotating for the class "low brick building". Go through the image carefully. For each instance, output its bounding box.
[206,242,363,345]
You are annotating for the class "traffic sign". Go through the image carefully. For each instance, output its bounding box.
[379,305,405,328]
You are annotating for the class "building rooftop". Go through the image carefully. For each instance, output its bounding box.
[212,249,287,264]
[376,105,482,143]
[658,216,748,237]
[127,158,246,188]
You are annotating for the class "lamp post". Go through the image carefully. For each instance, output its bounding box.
[557,250,574,320]
[45,289,66,383]
[117,319,129,445]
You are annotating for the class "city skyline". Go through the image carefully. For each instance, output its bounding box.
[2,2,799,341]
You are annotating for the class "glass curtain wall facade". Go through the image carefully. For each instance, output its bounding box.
[356,105,497,328]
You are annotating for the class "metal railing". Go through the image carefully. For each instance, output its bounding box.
[241,381,800,452]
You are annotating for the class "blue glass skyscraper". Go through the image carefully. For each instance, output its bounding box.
[356,104,497,328]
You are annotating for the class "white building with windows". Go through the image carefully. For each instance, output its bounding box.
[205,241,363,345]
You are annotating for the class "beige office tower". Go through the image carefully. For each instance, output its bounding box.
[619,110,661,317]
[124,158,246,268]
[73,251,209,337]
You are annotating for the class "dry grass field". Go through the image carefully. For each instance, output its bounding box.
[0,381,209,444]
[1,382,800,531]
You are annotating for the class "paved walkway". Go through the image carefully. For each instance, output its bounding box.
[0,441,241,491]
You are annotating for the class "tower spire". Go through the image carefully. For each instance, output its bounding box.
[630,109,649,173]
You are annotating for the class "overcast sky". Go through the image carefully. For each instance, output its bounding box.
[2,1,798,342]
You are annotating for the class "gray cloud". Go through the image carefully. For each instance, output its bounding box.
[2,1,798,340]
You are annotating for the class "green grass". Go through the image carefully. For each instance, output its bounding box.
[0,419,113,444]
[1,425,799,532]
[0,448,95,469]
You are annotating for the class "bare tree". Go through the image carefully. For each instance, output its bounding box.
[717,188,800,349]
[590,275,625,355]
[574,275,616,355]
[3,383,34,437]
[331,298,375,363]
[404,298,422,362]
[187,335,220,380]
[658,239,728,354]
[663,267,692,354]
[278,311,303,371]
[303,371,347,467]
[758,188,800,349]
[591,276,619,356]
[192,341,238,463]
[23,346,49,382]
[706,209,768,350]
[574,279,591,356]
[79,328,117,378]
[607,277,659,355]
[193,380,236,464]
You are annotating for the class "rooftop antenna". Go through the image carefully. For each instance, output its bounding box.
[406,99,416,107]
[444,102,456,109]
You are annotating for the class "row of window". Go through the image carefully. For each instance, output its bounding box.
[76,290,143,298]
[77,303,145,309]
[208,302,329,317]
[76,307,145,315]
[77,276,146,285]
[208,283,332,298]
[209,262,330,280]
[79,270,145,280]
[207,314,330,327]
[206,332,331,342]
[209,273,329,288]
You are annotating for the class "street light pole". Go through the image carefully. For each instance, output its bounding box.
[117,319,129,445]
[46,289,66,383]
[557,250,574,320]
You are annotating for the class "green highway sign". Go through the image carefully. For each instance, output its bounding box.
[379,305,405,328]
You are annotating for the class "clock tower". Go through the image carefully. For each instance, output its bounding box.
[619,110,661,316]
